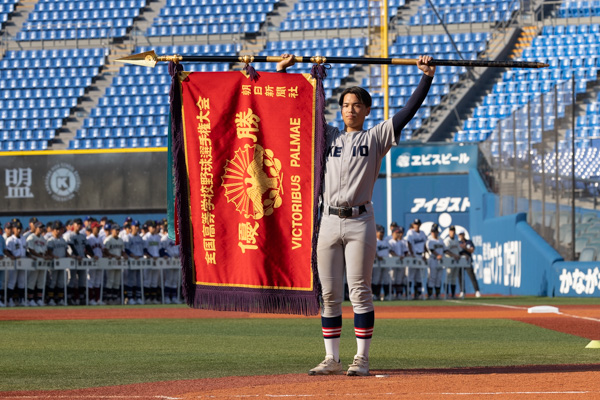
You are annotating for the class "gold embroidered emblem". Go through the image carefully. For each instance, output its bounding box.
[221,144,284,219]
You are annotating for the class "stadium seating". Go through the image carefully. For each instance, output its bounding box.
[146,0,278,36]
[280,0,404,31]
[0,0,17,29]
[0,48,107,152]
[558,1,600,18]
[355,32,490,140]
[16,0,146,41]
[454,24,600,155]
[409,0,519,25]
[69,44,239,150]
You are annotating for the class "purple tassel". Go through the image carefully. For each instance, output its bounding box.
[310,63,329,308]
[243,63,260,82]
[168,61,196,306]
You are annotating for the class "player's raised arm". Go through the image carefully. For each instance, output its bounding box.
[391,55,436,141]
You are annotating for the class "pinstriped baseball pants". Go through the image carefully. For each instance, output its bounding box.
[317,209,376,318]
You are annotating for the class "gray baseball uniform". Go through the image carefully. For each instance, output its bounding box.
[426,236,445,289]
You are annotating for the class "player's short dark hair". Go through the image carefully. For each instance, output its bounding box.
[338,86,372,108]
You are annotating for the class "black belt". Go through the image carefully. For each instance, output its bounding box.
[326,205,367,218]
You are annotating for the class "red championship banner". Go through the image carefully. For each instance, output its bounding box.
[175,70,321,314]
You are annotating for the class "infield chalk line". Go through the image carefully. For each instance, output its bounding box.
[450,301,600,323]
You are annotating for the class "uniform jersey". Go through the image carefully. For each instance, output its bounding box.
[6,235,26,258]
[124,233,145,257]
[87,234,103,258]
[47,236,68,258]
[406,229,427,255]
[26,233,47,256]
[143,232,161,258]
[63,230,87,257]
[0,235,5,256]
[160,234,179,257]
[44,231,53,240]
[375,238,391,259]
[459,239,475,261]
[104,235,125,257]
[389,238,408,257]
[99,228,108,241]
[426,237,445,267]
[322,119,395,208]
[444,236,461,257]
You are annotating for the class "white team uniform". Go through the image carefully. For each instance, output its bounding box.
[103,235,125,294]
[46,235,68,292]
[389,238,409,285]
[373,238,392,289]
[6,235,27,292]
[161,233,180,301]
[405,229,427,284]
[25,233,47,292]
[426,236,446,290]
[87,234,104,289]
[142,232,162,296]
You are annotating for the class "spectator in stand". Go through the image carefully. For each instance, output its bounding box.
[123,220,144,305]
[5,220,27,307]
[388,227,408,299]
[142,220,162,304]
[46,221,69,306]
[25,222,50,306]
[86,222,104,305]
[443,226,462,298]
[103,224,127,305]
[64,218,88,305]
[160,224,181,304]
[458,230,481,298]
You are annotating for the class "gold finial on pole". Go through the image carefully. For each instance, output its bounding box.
[310,56,327,64]
[158,54,183,64]
[239,55,255,64]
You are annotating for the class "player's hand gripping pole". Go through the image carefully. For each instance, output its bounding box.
[116,50,549,69]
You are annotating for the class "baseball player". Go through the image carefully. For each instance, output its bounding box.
[103,224,127,305]
[458,230,481,298]
[86,221,104,305]
[384,221,398,242]
[22,217,39,240]
[64,218,88,305]
[373,225,392,301]
[5,220,27,306]
[277,53,435,376]
[25,222,50,306]
[160,224,181,304]
[405,219,427,300]
[123,220,145,305]
[425,223,446,299]
[46,221,69,306]
[443,226,462,298]
[142,220,162,304]
[388,227,408,299]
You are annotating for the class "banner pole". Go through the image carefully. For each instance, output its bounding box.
[116,51,550,69]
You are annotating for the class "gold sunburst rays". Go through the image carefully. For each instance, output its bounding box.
[221,144,284,219]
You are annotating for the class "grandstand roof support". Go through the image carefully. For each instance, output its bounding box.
[116,51,549,69]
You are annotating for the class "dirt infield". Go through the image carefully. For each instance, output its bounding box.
[2,303,600,400]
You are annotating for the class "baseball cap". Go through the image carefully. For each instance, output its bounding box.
[34,221,44,229]
[52,221,64,230]
[72,218,83,225]
[449,225,456,231]
[91,221,100,229]
[458,230,466,235]
[110,224,120,231]
[84,216,93,222]
[13,221,23,229]
[29,217,39,224]
[145,220,156,228]
[4,222,12,229]
[131,220,140,227]
[430,223,439,232]
[390,221,398,227]
[413,218,422,225]
[376,224,385,233]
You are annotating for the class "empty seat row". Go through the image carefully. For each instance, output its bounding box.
[76,126,168,139]
[0,67,100,79]
[147,23,261,36]
[68,137,167,150]
[0,140,49,152]
[161,3,274,16]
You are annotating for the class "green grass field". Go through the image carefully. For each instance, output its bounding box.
[1,297,598,392]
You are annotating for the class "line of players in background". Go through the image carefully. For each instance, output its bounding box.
[0,216,181,308]
[373,219,481,301]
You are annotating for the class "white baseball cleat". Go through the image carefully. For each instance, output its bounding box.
[475,291,481,298]
[347,355,370,376]
[308,355,343,376]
